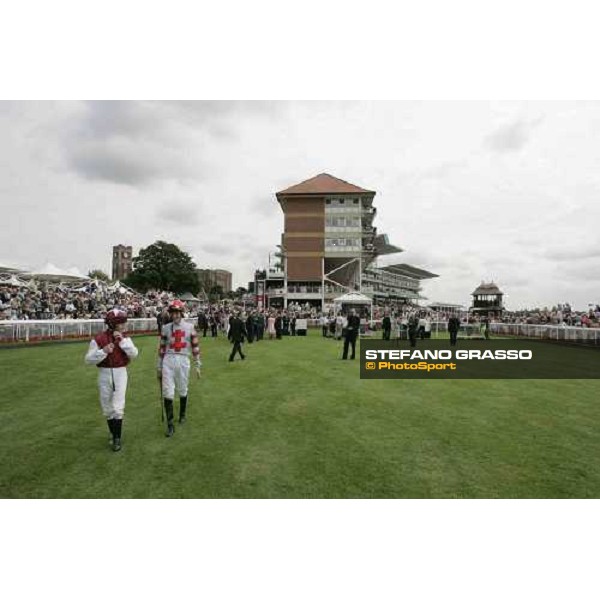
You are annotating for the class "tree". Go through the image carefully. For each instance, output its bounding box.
[208,285,223,302]
[124,240,199,294]
[88,269,110,282]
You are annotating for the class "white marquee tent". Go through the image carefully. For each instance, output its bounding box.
[0,274,28,287]
[27,263,90,282]
[333,291,373,319]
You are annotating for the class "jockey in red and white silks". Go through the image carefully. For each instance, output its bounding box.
[157,299,201,436]
[85,309,138,452]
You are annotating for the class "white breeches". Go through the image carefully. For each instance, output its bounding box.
[98,367,128,419]
[161,354,190,399]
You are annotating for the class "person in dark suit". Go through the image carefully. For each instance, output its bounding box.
[342,309,361,360]
[245,312,255,344]
[197,311,209,337]
[282,313,290,336]
[256,312,265,341]
[275,312,283,340]
[290,314,297,336]
[382,311,392,340]
[408,312,419,347]
[209,314,218,338]
[228,312,247,361]
[448,315,460,346]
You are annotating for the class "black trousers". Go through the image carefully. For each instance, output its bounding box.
[343,334,358,359]
[382,327,391,340]
[449,331,458,345]
[229,341,245,361]
[409,331,418,347]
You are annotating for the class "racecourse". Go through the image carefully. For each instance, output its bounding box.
[1,333,600,498]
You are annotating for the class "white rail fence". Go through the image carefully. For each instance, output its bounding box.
[1,318,599,346]
[0,318,192,344]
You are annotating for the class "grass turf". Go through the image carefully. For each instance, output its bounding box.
[1,333,599,498]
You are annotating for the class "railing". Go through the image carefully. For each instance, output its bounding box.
[0,318,196,344]
[489,322,600,345]
[2,318,599,346]
[365,321,600,346]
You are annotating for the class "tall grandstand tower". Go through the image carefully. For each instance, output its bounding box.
[276,173,434,309]
[112,244,132,281]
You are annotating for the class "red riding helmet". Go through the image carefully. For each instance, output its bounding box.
[168,299,186,313]
[105,309,128,329]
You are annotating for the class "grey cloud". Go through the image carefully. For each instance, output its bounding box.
[248,195,280,218]
[416,159,469,180]
[196,242,234,257]
[543,245,600,261]
[561,264,600,281]
[155,202,200,226]
[71,136,203,186]
[484,117,544,153]
[63,101,285,186]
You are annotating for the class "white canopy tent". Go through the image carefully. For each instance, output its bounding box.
[0,274,28,287]
[180,292,201,303]
[27,263,90,283]
[107,280,135,294]
[333,291,373,319]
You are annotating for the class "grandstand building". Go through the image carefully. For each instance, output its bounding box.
[362,263,438,305]
[112,245,133,281]
[270,173,437,309]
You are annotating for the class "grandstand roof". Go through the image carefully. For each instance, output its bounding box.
[276,173,374,196]
[381,264,439,280]
[472,282,503,295]
[428,301,465,308]
[374,234,403,255]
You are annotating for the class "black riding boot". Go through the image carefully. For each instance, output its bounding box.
[107,419,116,445]
[179,396,187,424]
[164,399,175,437]
[112,419,122,452]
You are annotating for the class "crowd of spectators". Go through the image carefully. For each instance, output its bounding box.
[1,280,599,330]
[0,282,176,321]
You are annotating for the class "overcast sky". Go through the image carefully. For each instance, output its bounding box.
[1,100,599,310]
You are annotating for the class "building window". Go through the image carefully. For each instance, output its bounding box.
[339,199,345,204]
[326,199,331,204]
[353,198,358,204]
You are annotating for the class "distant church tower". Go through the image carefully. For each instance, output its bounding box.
[112,245,132,281]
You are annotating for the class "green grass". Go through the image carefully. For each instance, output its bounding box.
[1,333,600,498]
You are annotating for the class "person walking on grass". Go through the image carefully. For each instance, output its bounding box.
[85,309,139,452]
[382,310,392,341]
[408,311,419,347]
[228,311,247,361]
[342,309,361,360]
[197,310,208,337]
[157,299,202,438]
[448,314,460,346]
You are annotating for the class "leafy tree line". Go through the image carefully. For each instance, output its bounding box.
[124,241,200,294]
